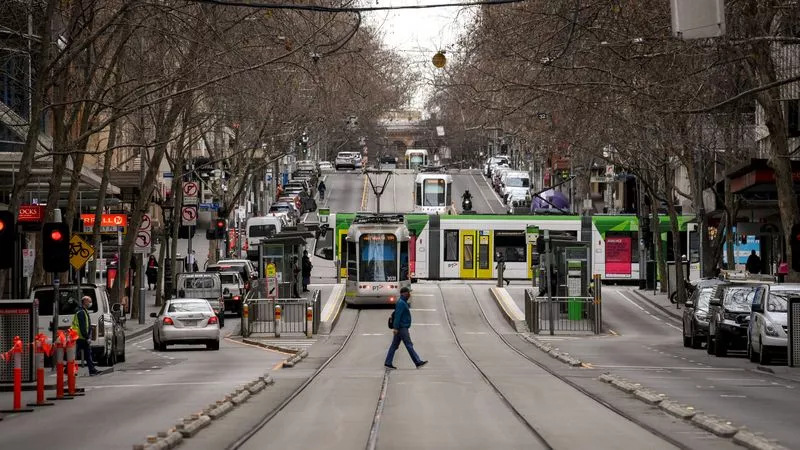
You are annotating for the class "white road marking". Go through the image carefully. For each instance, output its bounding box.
[591,365,745,371]
[707,378,765,382]
[87,381,226,389]
[411,308,437,311]
[469,173,500,212]
[361,333,385,336]
[464,332,488,335]
[413,323,441,326]
[616,290,682,331]
[412,294,435,297]
[720,394,747,398]
[130,336,153,346]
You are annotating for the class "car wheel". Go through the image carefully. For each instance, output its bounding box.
[682,326,691,347]
[691,334,703,349]
[104,342,117,366]
[706,334,715,354]
[207,340,220,351]
[748,342,759,362]
[758,342,771,365]
[714,335,727,357]
[219,314,225,328]
[152,332,160,351]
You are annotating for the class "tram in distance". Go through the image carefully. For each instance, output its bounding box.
[413,168,457,215]
[343,213,411,305]
[316,213,699,284]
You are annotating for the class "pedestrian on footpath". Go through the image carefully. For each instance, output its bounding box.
[384,287,427,370]
[301,250,313,292]
[146,255,158,290]
[291,256,301,298]
[746,250,762,274]
[72,296,99,376]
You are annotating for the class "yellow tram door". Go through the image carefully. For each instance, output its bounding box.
[338,229,348,279]
[459,230,476,279]
[476,231,492,279]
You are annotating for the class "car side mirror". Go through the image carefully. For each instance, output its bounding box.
[149,312,158,318]
[751,303,763,313]
[111,303,122,314]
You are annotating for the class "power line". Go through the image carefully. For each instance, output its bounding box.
[185,0,527,13]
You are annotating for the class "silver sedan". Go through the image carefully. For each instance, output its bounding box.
[151,298,221,351]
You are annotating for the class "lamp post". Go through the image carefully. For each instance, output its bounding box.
[162,202,174,301]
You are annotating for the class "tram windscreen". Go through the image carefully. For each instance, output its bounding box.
[423,179,446,206]
[360,234,398,282]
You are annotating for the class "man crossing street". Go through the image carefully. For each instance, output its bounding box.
[384,287,427,369]
[72,296,99,376]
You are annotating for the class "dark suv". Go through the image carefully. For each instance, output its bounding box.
[682,279,726,349]
[707,283,766,357]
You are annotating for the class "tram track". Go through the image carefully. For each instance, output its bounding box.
[226,310,362,450]
[437,285,555,450]
[461,284,691,450]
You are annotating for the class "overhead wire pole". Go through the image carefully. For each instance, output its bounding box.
[365,169,392,213]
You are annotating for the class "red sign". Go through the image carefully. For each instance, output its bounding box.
[18,205,43,223]
[605,236,632,276]
[81,214,127,227]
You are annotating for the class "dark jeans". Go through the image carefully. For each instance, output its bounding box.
[385,328,422,366]
[76,339,97,373]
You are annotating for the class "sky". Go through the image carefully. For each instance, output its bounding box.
[364,0,478,111]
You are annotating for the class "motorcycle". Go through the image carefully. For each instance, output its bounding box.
[462,197,473,212]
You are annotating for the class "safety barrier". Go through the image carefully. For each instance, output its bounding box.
[525,280,602,335]
[242,290,321,337]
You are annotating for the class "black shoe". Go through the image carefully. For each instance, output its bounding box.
[89,370,99,376]
[384,364,397,370]
[416,361,428,368]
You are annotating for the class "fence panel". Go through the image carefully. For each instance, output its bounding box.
[524,293,600,335]
[245,289,321,336]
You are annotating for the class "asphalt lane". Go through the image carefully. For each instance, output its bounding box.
[0,321,284,450]
[536,286,800,448]
[323,170,365,213]
[449,171,505,214]
[364,171,414,213]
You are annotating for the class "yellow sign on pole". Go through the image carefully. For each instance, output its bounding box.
[266,263,277,278]
[69,234,95,270]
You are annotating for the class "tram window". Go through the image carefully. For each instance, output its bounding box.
[444,230,459,261]
[347,240,356,263]
[415,183,422,206]
[359,234,398,282]
[400,241,409,280]
[445,182,452,207]
[347,261,358,281]
[464,237,474,270]
[478,241,489,270]
[423,179,445,206]
[495,232,526,263]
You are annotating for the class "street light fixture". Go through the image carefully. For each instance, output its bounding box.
[161,201,174,300]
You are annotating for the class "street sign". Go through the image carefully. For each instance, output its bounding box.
[183,182,199,205]
[134,230,151,253]
[140,213,152,232]
[266,263,277,277]
[81,213,128,234]
[181,206,197,226]
[266,262,278,299]
[22,249,35,276]
[526,225,540,244]
[69,234,94,270]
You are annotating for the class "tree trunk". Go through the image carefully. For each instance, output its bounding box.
[155,226,166,306]
[88,119,118,284]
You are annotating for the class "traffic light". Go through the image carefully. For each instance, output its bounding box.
[214,219,227,239]
[791,224,800,272]
[0,211,15,269]
[640,217,651,249]
[42,222,70,273]
[535,236,545,254]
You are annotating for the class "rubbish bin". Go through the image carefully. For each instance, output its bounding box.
[646,260,656,290]
[568,298,583,320]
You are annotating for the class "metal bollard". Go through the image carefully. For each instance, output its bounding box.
[241,303,249,338]
[49,331,71,401]
[274,304,281,338]
[0,336,33,413]
[65,329,84,397]
[306,306,313,338]
[496,260,506,288]
[29,334,54,407]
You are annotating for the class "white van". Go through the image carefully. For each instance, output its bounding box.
[748,283,800,364]
[501,171,531,204]
[246,215,288,259]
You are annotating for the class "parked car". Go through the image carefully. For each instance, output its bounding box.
[748,283,800,364]
[318,161,333,170]
[682,279,726,349]
[210,259,259,281]
[31,284,126,366]
[176,273,224,327]
[219,271,247,315]
[500,171,531,204]
[246,215,290,260]
[335,151,358,170]
[151,298,221,351]
[269,202,300,222]
[707,283,765,356]
[484,155,510,177]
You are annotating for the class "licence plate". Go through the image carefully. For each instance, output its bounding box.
[181,319,200,327]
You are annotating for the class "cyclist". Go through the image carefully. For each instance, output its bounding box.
[318,180,327,200]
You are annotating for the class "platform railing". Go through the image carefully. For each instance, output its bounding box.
[525,289,601,335]
[242,290,321,337]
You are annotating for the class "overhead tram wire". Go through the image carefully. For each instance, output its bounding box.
[186,0,528,13]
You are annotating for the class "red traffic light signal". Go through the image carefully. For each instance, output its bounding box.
[0,211,14,269]
[42,222,70,273]
[214,219,227,239]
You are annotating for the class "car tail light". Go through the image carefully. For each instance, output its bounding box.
[163,317,174,325]
[208,316,218,325]
[234,295,241,301]
[97,317,105,337]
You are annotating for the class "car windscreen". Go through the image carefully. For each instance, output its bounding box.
[219,274,240,284]
[696,288,714,311]
[270,205,290,212]
[723,287,758,312]
[35,288,99,316]
[767,289,799,313]
[168,301,212,313]
[249,224,276,238]
[505,177,530,188]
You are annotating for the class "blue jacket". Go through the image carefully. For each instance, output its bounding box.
[392,297,412,329]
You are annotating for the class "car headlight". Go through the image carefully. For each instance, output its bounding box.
[694,312,708,323]
[764,320,780,337]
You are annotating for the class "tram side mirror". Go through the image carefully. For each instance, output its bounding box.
[751,302,763,313]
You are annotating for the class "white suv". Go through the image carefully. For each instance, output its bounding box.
[335,152,357,170]
[748,283,799,365]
